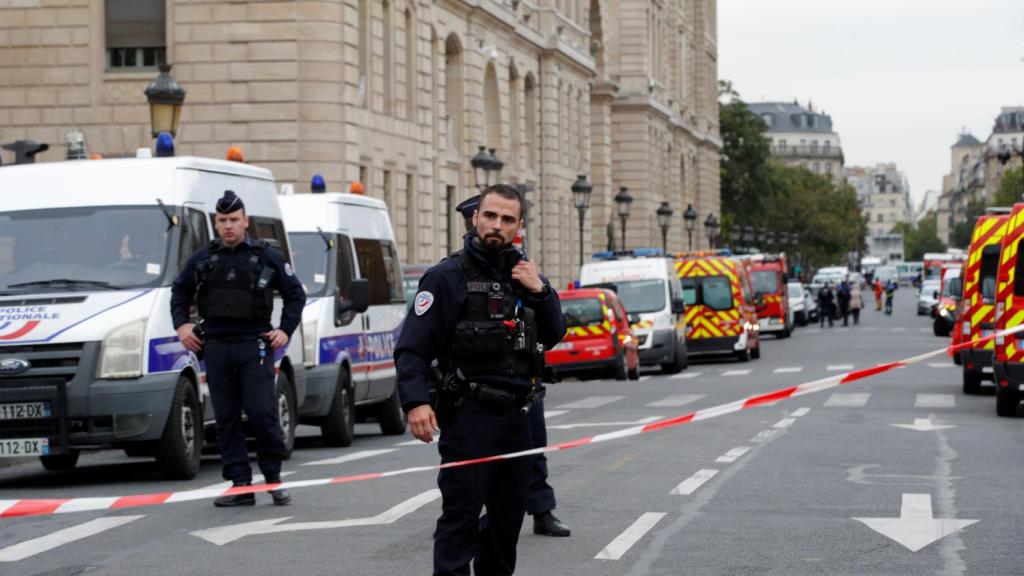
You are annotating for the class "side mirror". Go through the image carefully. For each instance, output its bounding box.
[932,290,939,300]
[337,278,370,320]
[671,298,685,315]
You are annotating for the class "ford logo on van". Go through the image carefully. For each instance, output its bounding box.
[0,358,31,376]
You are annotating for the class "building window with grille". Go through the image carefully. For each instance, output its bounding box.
[105,0,165,71]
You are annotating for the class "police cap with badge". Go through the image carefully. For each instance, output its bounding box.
[455,194,480,231]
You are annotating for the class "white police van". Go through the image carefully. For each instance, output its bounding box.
[579,250,688,373]
[280,188,407,446]
[0,155,308,479]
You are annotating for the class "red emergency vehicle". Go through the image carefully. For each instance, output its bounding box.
[546,287,640,380]
[750,253,792,338]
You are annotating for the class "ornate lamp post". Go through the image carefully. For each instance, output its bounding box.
[614,186,633,250]
[704,213,719,249]
[471,145,493,192]
[656,201,673,253]
[144,62,186,138]
[487,147,504,184]
[571,174,593,267]
[683,203,697,250]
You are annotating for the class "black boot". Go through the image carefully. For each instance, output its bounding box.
[265,476,291,506]
[533,511,571,537]
[214,482,256,507]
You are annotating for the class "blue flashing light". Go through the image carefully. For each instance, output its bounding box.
[574,280,580,289]
[311,174,326,193]
[154,132,175,157]
[631,248,664,258]
[592,251,615,260]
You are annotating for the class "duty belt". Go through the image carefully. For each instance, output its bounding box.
[464,382,529,408]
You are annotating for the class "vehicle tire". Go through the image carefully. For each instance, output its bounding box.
[735,346,750,362]
[276,372,297,458]
[613,350,628,381]
[933,319,950,337]
[378,390,407,435]
[953,352,962,366]
[962,370,982,395]
[780,326,791,339]
[995,386,1019,417]
[40,449,79,471]
[661,340,688,374]
[321,370,355,447]
[156,376,202,480]
[751,344,761,360]
[627,361,640,380]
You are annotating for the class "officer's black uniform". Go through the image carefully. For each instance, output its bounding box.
[170,191,305,505]
[396,233,566,576]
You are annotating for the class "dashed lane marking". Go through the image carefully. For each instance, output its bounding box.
[669,371,702,379]
[715,446,750,463]
[0,515,144,562]
[670,469,719,495]
[303,449,398,466]
[915,394,955,408]
[721,369,752,376]
[774,367,803,373]
[772,417,797,429]
[548,416,662,430]
[638,376,652,382]
[790,407,811,417]
[595,512,667,560]
[824,393,870,408]
[927,363,955,368]
[751,429,780,443]
[395,435,438,446]
[827,364,855,371]
[646,394,705,408]
[544,410,569,419]
[554,396,626,410]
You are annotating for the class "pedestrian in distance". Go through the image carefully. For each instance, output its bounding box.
[849,281,863,326]
[884,279,897,315]
[873,278,883,311]
[817,283,835,328]
[170,190,306,507]
[454,194,571,538]
[837,281,851,327]
[395,184,567,576]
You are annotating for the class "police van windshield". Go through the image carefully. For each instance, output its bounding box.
[562,297,604,327]
[0,206,172,293]
[603,279,665,314]
[288,233,329,297]
[752,270,779,294]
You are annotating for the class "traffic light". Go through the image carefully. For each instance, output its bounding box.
[1,140,50,165]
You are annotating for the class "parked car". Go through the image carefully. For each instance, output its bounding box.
[787,282,808,326]
[917,279,941,315]
[545,287,640,380]
[803,284,820,323]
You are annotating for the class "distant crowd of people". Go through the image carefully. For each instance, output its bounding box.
[816,277,898,327]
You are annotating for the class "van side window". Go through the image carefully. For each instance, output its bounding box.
[980,245,1000,302]
[354,239,405,304]
[1014,239,1024,297]
[247,217,293,264]
[177,208,210,271]
[336,234,355,298]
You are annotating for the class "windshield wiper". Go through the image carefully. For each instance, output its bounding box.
[7,278,121,290]
[316,227,334,252]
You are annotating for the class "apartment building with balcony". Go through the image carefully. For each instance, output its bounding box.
[746,101,844,182]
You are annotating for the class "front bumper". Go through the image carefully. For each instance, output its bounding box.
[758,316,787,333]
[960,349,994,380]
[298,363,340,418]
[638,329,679,365]
[687,335,743,355]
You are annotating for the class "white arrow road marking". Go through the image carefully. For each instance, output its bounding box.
[544,410,569,419]
[0,515,144,562]
[715,446,750,463]
[915,394,955,408]
[827,364,855,371]
[892,417,955,432]
[854,493,978,552]
[548,416,662,430]
[303,449,397,466]
[554,396,626,409]
[721,369,752,376]
[670,469,719,495]
[669,371,702,379]
[191,489,441,546]
[774,366,803,373]
[595,512,667,560]
[824,393,870,408]
[646,394,704,407]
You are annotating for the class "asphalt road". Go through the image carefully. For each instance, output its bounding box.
[1,290,1022,576]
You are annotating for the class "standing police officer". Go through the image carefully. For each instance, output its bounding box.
[170,190,306,507]
[397,185,566,575]
[454,194,571,538]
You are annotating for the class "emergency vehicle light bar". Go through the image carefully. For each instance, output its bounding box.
[672,249,733,259]
[985,207,1012,215]
[591,248,664,260]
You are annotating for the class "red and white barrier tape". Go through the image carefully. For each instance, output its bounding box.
[2,326,1019,520]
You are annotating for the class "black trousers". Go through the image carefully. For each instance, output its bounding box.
[204,338,287,484]
[434,400,533,576]
[526,399,556,516]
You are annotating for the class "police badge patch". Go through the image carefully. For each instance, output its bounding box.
[284,262,294,276]
[414,291,434,316]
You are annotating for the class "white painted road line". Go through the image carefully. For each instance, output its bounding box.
[638,376,652,381]
[915,394,956,408]
[721,369,752,376]
[555,396,626,409]
[772,417,797,429]
[715,446,750,464]
[751,429,780,443]
[548,416,662,430]
[395,434,438,446]
[824,393,870,408]
[927,362,955,368]
[827,364,855,371]
[774,367,803,373]
[669,371,702,379]
[544,410,569,419]
[670,469,720,495]
[646,394,705,408]
[790,407,811,417]
[303,449,398,466]
[595,512,667,560]
[0,515,144,562]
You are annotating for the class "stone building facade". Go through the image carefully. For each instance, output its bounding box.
[746,100,844,183]
[845,163,911,263]
[0,0,720,286]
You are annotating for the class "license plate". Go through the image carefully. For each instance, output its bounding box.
[982,366,993,373]
[552,342,573,351]
[0,438,49,457]
[0,402,50,420]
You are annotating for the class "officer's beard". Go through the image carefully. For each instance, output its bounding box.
[482,232,508,252]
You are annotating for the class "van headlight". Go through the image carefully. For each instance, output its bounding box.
[302,320,318,368]
[98,318,146,379]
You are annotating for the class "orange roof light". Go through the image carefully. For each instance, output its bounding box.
[350,180,365,195]
[226,146,245,163]
[88,153,103,160]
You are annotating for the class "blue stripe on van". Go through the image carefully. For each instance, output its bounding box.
[319,321,404,369]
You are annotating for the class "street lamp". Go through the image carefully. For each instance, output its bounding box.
[704,213,719,249]
[614,186,633,251]
[144,62,186,138]
[656,201,673,253]
[471,145,493,191]
[572,174,593,267]
[683,203,697,250]
[488,148,504,184]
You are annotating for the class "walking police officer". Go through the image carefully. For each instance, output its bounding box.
[397,184,566,575]
[454,194,571,539]
[170,190,306,507]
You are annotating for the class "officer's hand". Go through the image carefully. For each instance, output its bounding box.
[176,324,203,353]
[512,260,544,294]
[264,329,289,350]
[408,404,438,443]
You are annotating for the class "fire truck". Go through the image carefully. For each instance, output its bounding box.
[750,253,793,338]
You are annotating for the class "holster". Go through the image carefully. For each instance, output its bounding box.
[434,370,464,429]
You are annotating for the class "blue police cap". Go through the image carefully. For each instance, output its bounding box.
[216,190,245,214]
[455,194,481,220]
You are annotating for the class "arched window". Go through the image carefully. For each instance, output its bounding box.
[524,73,537,169]
[483,62,501,153]
[444,34,463,153]
[509,63,520,171]
[405,8,416,121]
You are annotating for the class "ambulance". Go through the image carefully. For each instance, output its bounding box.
[992,202,1024,416]
[0,155,309,478]
[279,188,407,446]
[750,253,793,337]
[545,287,639,380]
[923,251,965,282]
[932,265,961,336]
[579,250,688,373]
[957,209,1008,392]
[675,250,761,362]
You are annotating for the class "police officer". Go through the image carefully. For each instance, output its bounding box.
[170,190,306,507]
[397,184,567,575]
[454,194,571,538]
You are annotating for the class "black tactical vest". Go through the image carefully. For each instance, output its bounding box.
[195,240,275,323]
[448,251,545,380]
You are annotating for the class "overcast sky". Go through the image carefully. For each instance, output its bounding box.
[718,0,1024,207]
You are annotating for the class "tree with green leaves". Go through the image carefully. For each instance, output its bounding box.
[991,167,1024,208]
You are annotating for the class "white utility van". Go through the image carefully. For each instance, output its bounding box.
[0,156,308,479]
[280,191,407,446]
[579,251,688,373]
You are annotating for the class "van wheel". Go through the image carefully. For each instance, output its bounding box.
[751,345,761,360]
[962,370,982,395]
[613,351,628,381]
[627,360,640,380]
[156,376,202,480]
[277,372,297,458]
[995,386,1019,417]
[661,340,687,374]
[378,391,407,435]
[40,450,79,471]
[735,347,750,363]
[321,370,355,447]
